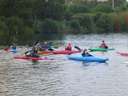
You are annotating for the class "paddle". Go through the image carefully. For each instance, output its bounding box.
[74,46,82,51]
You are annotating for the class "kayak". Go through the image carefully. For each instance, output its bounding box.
[3,48,9,51]
[10,49,17,53]
[38,51,52,55]
[52,50,81,54]
[89,48,114,52]
[14,56,50,61]
[38,50,81,55]
[4,48,17,53]
[68,54,108,63]
[117,52,128,56]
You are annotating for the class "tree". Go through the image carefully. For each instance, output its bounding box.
[69,19,81,34]
[38,19,63,40]
[108,0,126,9]
[92,3,113,13]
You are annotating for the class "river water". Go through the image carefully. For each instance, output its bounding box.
[2,33,128,96]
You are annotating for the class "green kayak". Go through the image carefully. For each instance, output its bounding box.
[89,48,115,52]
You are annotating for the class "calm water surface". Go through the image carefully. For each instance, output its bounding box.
[2,33,128,96]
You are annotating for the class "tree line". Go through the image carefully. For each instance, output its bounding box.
[0,0,128,45]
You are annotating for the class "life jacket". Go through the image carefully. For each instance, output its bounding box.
[100,43,108,49]
[65,43,72,51]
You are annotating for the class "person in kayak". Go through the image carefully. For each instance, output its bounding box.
[10,43,16,50]
[65,43,72,51]
[40,42,49,51]
[25,46,39,58]
[99,40,108,49]
[46,42,54,51]
[33,40,42,51]
[82,49,92,57]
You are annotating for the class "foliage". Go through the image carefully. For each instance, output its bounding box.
[0,0,127,45]
[92,4,113,13]
[38,19,64,40]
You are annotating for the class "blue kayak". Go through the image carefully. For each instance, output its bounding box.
[68,54,108,63]
[10,49,17,53]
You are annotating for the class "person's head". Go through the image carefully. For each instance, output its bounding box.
[68,43,71,46]
[102,40,105,43]
[83,49,87,52]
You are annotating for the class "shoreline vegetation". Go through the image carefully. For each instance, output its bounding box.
[0,0,127,45]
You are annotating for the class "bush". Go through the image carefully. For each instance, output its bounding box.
[68,4,90,14]
[76,14,94,33]
[38,19,64,40]
[92,4,113,13]
[68,19,81,34]
[0,17,8,45]
[94,13,114,33]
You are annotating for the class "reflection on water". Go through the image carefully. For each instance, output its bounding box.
[2,33,128,96]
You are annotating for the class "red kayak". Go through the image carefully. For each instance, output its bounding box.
[52,50,81,54]
[4,48,10,51]
[117,52,128,56]
[14,56,50,61]
[38,50,81,55]
[38,51,53,55]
